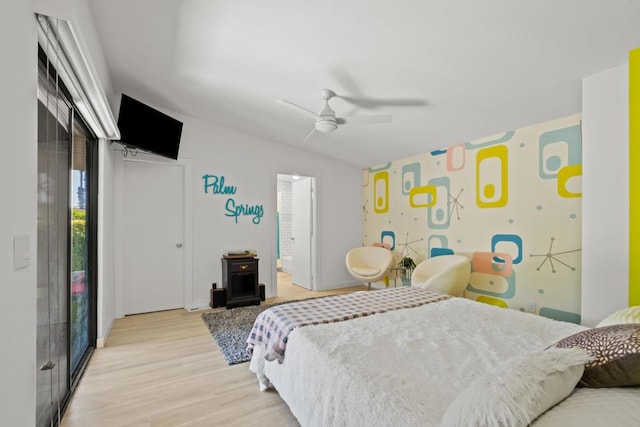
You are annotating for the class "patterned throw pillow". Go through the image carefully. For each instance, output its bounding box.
[552,324,640,388]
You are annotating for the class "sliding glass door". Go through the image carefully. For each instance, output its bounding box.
[36,73,72,427]
[36,46,97,426]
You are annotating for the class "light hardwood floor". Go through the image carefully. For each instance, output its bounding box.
[61,272,367,427]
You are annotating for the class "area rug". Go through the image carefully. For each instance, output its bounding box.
[202,295,331,365]
[202,303,282,365]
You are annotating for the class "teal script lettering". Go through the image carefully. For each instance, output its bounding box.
[202,174,237,195]
[225,198,264,224]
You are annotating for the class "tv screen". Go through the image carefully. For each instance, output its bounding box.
[117,94,183,160]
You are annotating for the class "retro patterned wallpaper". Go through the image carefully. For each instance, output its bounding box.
[363,114,582,323]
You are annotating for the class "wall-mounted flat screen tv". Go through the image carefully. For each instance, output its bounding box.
[117,94,183,160]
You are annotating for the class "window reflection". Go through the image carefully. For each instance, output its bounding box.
[70,123,89,372]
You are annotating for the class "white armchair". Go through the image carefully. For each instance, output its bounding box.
[345,246,394,290]
[411,255,471,297]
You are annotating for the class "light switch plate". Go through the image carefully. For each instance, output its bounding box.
[13,234,31,270]
[526,300,537,313]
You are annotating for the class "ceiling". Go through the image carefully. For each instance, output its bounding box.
[87,0,640,167]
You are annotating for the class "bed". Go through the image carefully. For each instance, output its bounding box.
[247,288,640,426]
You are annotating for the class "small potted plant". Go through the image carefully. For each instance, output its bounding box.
[399,256,416,282]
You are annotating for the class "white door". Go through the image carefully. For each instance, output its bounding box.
[292,177,313,289]
[123,161,184,314]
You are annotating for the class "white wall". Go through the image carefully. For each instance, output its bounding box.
[113,113,362,311]
[97,141,116,345]
[0,1,37,424]
[581,63,629,326]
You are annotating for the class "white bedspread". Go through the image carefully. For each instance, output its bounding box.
[249,297,586,426]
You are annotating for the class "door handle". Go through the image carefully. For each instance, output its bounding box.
[40,361,55,371]
[176,243,183,248]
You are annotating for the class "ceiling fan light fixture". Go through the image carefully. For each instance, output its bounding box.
[276,87,393,140]
[315,118,337,133]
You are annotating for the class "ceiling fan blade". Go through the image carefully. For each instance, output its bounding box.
[339,114,392,125]
[338,96,427,109]
[275,99,320,120]
[330,68,427,109]
[303,127,317,144]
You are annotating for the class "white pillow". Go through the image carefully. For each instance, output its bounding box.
[597,306,640,327]
[440,347,592,427]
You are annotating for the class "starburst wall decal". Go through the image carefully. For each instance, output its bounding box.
[529,237,581,273]
[396,232,424,258]
[447,188,464,221]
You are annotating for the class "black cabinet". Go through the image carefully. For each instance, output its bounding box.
[221,257,260,308]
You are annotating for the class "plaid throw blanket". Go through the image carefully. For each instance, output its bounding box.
[246,287,449,363]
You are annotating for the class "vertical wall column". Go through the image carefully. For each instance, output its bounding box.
[630,48,640,307]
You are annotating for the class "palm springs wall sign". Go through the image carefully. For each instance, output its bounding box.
[202,174,264,224]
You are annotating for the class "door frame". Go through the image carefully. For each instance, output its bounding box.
[273,172,317,295]
[291,177,314,290]
[114,155,193,317]
[71,115,99,385]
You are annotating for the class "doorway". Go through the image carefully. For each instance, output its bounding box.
[276,174,316,293]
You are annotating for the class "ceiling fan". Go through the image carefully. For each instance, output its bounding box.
[276,89,392,142]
